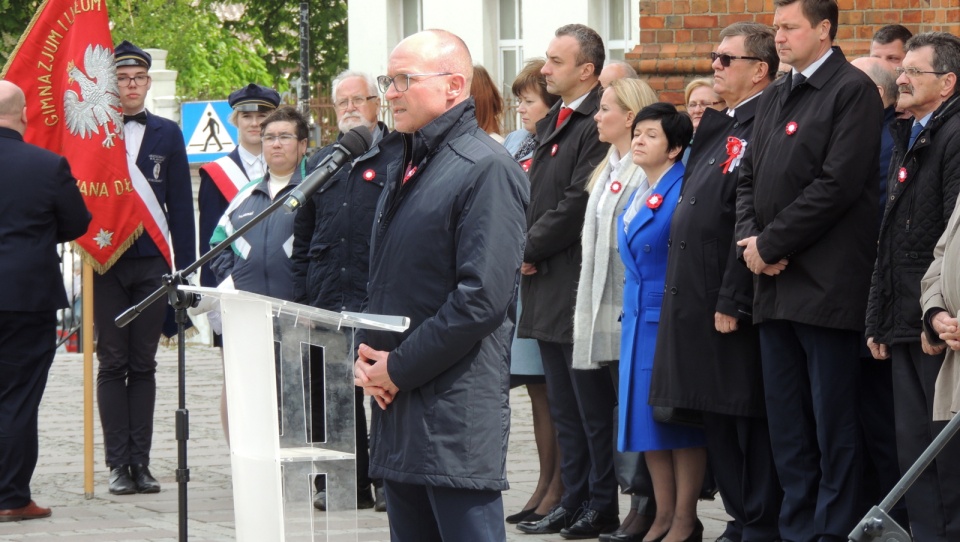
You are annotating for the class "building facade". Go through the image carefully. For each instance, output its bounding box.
[347,0,960,105]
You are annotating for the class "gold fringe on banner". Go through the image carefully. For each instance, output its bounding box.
[73,224,145,275]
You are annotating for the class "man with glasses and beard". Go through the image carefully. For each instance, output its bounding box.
[292,70,401,513]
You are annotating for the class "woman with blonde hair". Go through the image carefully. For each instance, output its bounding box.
[683,78,723,133]
[573,77,659,540]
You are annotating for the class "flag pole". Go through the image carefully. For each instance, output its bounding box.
[83,261,95,499]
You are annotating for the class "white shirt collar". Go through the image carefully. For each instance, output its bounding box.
[797,47,833,80]
[562,90,592,112]
[727,91,763,117]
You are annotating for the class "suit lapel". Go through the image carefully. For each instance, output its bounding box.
[625,162,683,244]
[137,113,162,165]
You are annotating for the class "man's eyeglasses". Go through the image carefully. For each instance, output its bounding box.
[710,52,763,67]
[687,100,724,110]
[261,133,300,145]
[895,66,948,78]
[335,96,378,110]
[117,75,151,87]
[377,73,453,93]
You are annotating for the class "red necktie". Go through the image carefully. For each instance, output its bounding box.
[555,107,573,129]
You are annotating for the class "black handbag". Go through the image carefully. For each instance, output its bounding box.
[652,405,704,428]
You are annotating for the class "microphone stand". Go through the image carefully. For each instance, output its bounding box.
[114,192,300,542]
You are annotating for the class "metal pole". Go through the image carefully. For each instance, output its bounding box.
[299,1,310,117]
[83,262,94,499]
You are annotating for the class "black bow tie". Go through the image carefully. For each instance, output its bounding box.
[124,111,147,125]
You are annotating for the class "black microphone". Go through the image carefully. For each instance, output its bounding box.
[284,126,373,211]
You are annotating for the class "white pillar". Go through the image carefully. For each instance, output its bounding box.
[144,48,180,123]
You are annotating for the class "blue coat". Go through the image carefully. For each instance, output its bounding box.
[617,161,703,452]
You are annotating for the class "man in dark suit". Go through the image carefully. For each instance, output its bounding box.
[734,0,883,540]
[516,24,619,538]
[292,70,399,513]
[0,81,91,521]
[653,22,782,542]
[866,32,960,541]
[94,41,196,495]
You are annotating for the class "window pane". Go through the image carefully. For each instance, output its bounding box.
[500,0,517,40]
[609,0,625,41]
[608,48,625,61]
[501,49,518,93]
[403,0,421,37]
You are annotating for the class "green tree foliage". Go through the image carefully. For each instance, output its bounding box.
[0,0,43,66]
[0,0,349,101]
[227,0,348,94]
[107,0,276,100]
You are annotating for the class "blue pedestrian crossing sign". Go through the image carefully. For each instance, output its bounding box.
[181,101,237,164]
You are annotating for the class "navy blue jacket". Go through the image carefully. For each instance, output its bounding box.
[292,122,401,312]
[736,48,882,330]
[358,100,528,490]
[209,161,306,301]
[198,148,247,287]
[0,127,91,311]
[121,111,196,272]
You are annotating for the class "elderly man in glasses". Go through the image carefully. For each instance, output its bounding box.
[95,40,196,496]
[869,31,960,541]
[352,29,527,541]
[291,69,401,514]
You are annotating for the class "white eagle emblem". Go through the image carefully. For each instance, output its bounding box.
[64,44,124,148]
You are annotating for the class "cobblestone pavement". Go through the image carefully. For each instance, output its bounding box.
[0,345,730,541]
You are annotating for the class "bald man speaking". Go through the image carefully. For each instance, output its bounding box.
[352,30,528,540]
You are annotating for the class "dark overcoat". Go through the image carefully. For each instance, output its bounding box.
[0,127,91,311]
[735,48,882,331]
[122,112,196,270]
[358,100,529,490]
[292,122,399,312]
[866,93,960,345]
[517,86,609,343]
[650,104,764,418]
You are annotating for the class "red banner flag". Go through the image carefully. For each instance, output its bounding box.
[1,0,171,273]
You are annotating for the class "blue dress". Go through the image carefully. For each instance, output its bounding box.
[617,161,704,452]
[503,128,544,376]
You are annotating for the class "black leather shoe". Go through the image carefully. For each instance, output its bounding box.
[313,490,326,511]
[506,507,537,524]
[517,506,575,535]
[108,466,136,495]
[606,513,654,541]
[560,508,620,539]
[374,486,386,512]
[357,486,375,509]
[130,464,160,494]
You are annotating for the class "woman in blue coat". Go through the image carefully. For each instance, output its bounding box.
[618,103,706,542]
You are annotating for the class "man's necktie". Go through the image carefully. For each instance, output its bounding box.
[124,111,147,125]
[555,107,573,129]
[909,122,923,149]
[791,73,806,92]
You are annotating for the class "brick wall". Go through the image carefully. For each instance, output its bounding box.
[626,0,960,105]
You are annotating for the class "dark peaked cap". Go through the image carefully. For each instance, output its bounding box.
[114,40,151,69]
[228,84,281,112]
